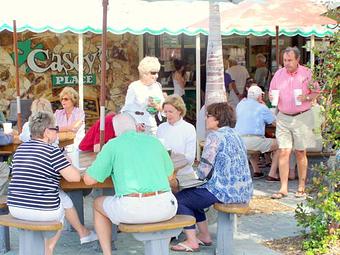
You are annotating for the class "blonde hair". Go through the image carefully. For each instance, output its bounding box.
[138,56,161,76]
[31,98,53,114]
[60,87,79,107]
[163,94,187,117]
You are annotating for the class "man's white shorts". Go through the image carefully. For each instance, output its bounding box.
[103,191,178,225]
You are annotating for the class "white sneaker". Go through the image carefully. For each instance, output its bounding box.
[80,230,98,244]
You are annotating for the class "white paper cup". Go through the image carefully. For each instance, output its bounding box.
[271,90,279,106]
[294,89,302,106]
[3,122,12,134]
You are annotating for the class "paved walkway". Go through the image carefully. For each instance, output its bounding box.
[4,178,305,255]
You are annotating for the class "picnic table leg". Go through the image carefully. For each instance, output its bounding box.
[0,207,9,254]
[216,212,233,255]
[133,229,182,255]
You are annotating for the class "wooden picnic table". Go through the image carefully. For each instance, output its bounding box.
[0,132,75,155]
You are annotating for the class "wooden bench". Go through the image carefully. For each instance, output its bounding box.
[0,214,62,255]
[214,203,250,255]
[118,215,195,255]
[0,196,9,255]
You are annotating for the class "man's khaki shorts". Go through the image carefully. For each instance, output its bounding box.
[241,136,275,153]
[276,110,315,150]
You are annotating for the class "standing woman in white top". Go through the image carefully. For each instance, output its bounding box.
[157,95,197,191]
[121,56,164,135]
[172,59,186,97]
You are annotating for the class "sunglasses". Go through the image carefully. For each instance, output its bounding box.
[61,97,70,101]
[150,71,158,75]
[48,126,59,132]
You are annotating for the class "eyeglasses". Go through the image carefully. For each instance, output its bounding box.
[206,114,214,118]
[61,97,70,101]
[48,126,59,132]
[150,71,158,75]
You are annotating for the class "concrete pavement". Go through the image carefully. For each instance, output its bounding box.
[4,178,305,255]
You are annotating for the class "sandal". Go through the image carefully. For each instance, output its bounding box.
[197,239,212,246]
[295,190,307,198]
[271,192,288,199]
[171,242,200,252]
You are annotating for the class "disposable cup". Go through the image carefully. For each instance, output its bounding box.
[294,89,302,106]
[3,122,12,134]
[271,90,279,106]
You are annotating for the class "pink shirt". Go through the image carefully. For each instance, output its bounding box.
[54,107,85,147]
[270,65,317,114]
[54,107,85,128]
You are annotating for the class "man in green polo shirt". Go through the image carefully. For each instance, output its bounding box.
[83,113,178,254]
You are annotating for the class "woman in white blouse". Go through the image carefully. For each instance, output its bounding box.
[121,56,164,135]
[157,95,197,191]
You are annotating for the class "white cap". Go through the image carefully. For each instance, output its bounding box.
[247,85,264,99]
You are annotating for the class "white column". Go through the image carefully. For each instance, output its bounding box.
[196,34,201,160]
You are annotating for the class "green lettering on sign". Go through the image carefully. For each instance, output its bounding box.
[51,74,96,87]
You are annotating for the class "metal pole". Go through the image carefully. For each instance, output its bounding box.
[78,34,84,111]
[310,35,315,70]
[100,0,108,149]
[275,25,279,71]
[13,20,22,133]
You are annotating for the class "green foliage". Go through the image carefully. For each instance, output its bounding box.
[295,162,340,254]
[295,29,340,255]
[312,31,339,150]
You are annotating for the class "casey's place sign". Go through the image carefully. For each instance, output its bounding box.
[26,46,109,86]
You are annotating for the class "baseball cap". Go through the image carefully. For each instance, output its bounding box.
[247,85,264,99]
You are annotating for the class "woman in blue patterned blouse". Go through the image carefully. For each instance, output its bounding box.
[171,102,253,252]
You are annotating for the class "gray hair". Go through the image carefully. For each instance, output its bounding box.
[112,113,136,136]
[31,98,53,114]
[138,56,161,76]
[29,111,56,139]
[256,53,266,63]
[283,47,301,59]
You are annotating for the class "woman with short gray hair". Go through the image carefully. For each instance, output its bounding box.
[8,111,97,254]
[121,56,164,135]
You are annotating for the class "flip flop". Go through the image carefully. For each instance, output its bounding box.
[271,192,287,199]
[197,239,213,246]
[295,191,307,198]
[171,242,200,252]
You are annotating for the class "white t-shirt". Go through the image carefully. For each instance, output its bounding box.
[227,65,249,107]
[157,118,196,176]
[173,79,185,97]
[121,80,164,132]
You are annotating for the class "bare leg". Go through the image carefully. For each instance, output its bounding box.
[249,154,261,174]
[172,229,199,250]
[44,230,62,255]
[267,150,279,178]
[196,220,212,244]
[295,150,308,192]
[65,207,90,238]
[289,152,297,179]
[94,196,112,255]
[278,148,291,195]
